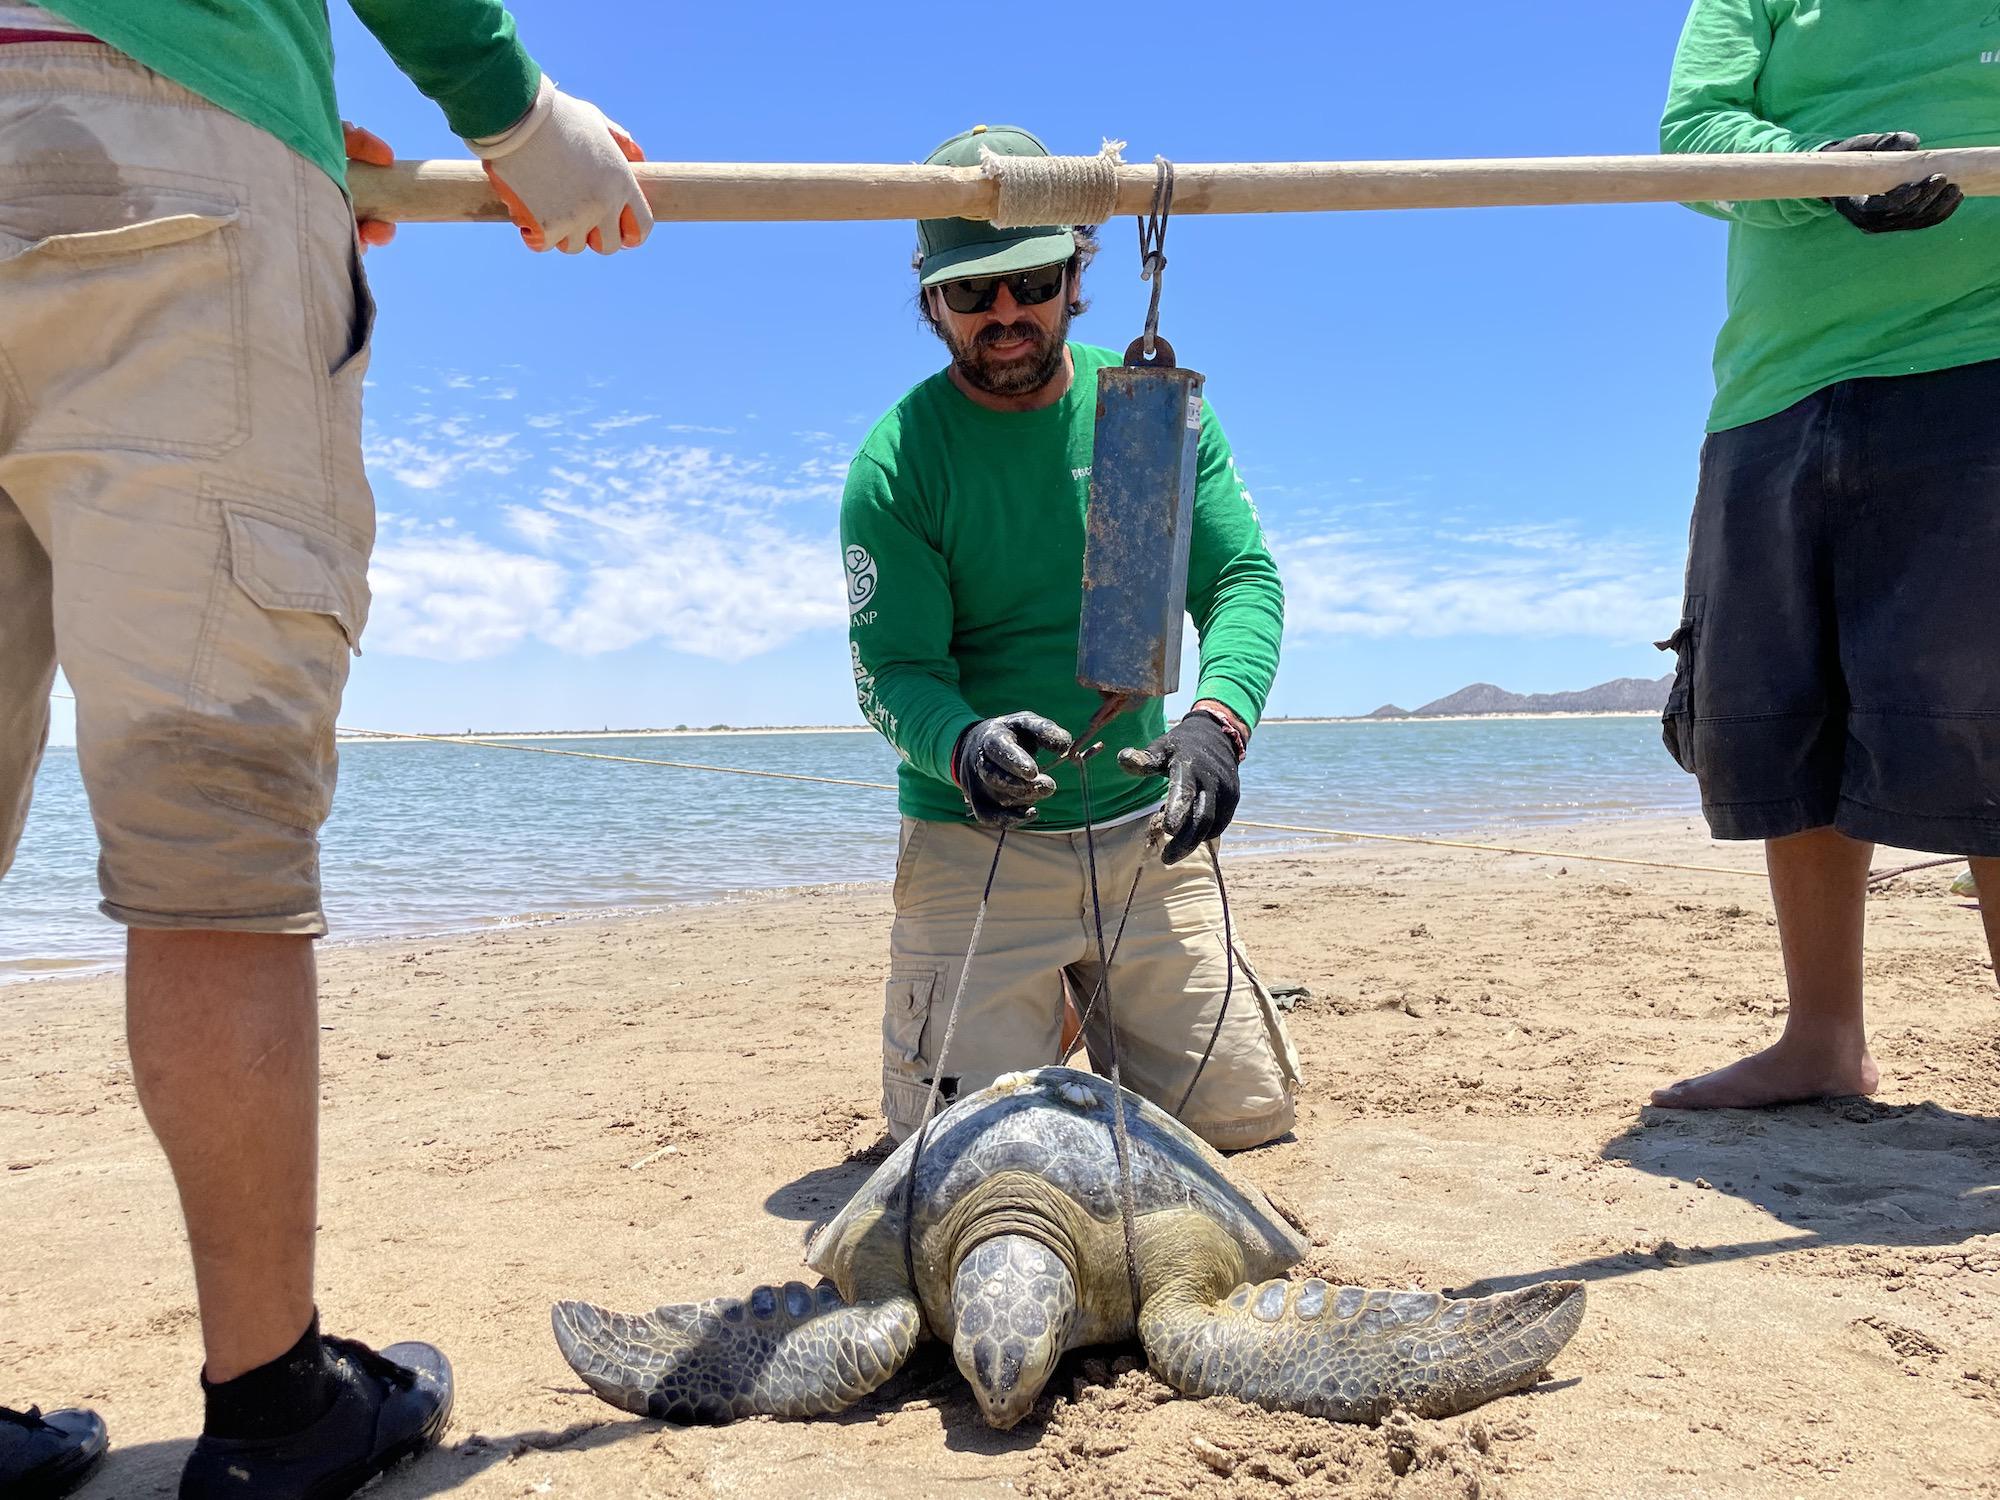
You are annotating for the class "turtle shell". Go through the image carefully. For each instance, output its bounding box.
[806,1067,1305,1296]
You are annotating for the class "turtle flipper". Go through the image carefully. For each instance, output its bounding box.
[1140,1277,1583,1421]
[552,1278,920,1423]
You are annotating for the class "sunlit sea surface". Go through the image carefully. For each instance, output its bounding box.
[0,717,1697,980]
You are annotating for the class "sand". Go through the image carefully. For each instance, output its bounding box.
[3,816,1997,1499]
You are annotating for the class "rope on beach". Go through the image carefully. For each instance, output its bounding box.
[330,721,1769,881]
[1865,856,1964,888]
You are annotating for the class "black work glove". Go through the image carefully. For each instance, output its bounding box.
[952,712,1073,828]
[1116,711,1242,866]
[1819,132,1963,234]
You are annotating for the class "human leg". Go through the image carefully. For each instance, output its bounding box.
[0,50,445,1493]
[1067,823,1298,1150]
[881,818,1084,1140]
[1970,858,2000,986]
[0,485,56,882]
[126,930,319,1379]
[1652,827,1877,1109]
[1650,389,1852,1107]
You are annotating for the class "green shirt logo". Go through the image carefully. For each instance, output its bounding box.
[845,545,878,615]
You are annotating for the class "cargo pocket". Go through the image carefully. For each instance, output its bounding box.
[183,495,371,831]
[1656,594,1704,775]
[218,497,369,651]
[0,196,247,456]
[881,965,946,1134]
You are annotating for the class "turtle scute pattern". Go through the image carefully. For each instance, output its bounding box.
[552,1277,919,1424]
[1142,1274,1586,1422]
[951,1236,1078,1398]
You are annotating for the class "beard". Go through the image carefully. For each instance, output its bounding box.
[942,306,1071,397]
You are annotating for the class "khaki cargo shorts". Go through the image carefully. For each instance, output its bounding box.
[0,45,375,934]
[883,814,1302,1151]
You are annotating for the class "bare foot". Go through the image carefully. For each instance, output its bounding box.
[1650,1036,1879,1110]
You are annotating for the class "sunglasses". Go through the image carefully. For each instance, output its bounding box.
[936,262,1067,315]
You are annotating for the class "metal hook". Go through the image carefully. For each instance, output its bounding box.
[1135,156,1175,359]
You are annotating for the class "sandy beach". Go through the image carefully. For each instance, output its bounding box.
[3,816,1996,1499]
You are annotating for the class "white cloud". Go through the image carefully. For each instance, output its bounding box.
[544,521,843,661]
[362,435,458,492]
[541,441,839,513]
[357,389,1678,673]
[503,505,563,549]
[358,398,846,665]
[365,532,567,661]
[363,416,525,491]
[590,412,660,433]
[1276,522,1681,643]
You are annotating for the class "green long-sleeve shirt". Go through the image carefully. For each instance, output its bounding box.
[40,1,540,190]
[842,343,1284,831]
[1663,0,2000,431]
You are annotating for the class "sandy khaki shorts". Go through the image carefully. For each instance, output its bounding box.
[0,45,375,934]
[883,814,1303,1152]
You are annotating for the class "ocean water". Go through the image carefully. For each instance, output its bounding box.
[0,717,1698,980]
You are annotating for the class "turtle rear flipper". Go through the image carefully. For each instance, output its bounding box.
[553,1278,920,1423]
[1140,1276,1583,1422]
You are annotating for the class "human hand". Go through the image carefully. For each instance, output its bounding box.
[467,79,653,254]
[1819,133,1963,234]
[342,122,396,253]
[952,712,1073,828]
[1116,707,1244,865]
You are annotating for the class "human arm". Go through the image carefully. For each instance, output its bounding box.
[345,0,540,140]
[1183,413,1283,740]
[1114,408,1281,861]
[345,0,651,254]
[841,455,984,789]
[1659,0,1836,227]
[343,122,397,251]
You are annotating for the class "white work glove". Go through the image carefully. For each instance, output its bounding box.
[466,77,653,255]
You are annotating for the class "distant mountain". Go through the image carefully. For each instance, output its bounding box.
[1363,674,1672,719]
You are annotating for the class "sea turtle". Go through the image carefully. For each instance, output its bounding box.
[552,1066,1584,1431]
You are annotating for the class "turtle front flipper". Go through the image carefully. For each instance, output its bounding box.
[1140,1275,1584,1422]
[553,1278,920,1423]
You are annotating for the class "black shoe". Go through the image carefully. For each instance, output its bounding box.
[0,1405,108,1500]
[178,1339,452,1500]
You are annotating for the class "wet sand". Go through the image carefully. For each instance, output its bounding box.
[3,816,1996,1498]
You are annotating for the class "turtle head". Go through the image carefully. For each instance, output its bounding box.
[950,1234,1077,1429]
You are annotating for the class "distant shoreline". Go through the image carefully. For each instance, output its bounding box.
[1264,710,1658,726]
[336,710,1658,744]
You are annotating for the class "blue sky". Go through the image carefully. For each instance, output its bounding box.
[49,2,1728,740]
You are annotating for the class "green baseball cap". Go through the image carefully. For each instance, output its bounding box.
[917,124,1076,287]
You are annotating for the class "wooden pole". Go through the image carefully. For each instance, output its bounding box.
[349,149,2000,224]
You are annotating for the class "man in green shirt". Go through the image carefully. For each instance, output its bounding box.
[843,125,1300,1154]
[1651,0,2000,1111]
[0,6,647,1496]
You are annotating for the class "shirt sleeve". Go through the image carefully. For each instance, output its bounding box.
[841,453,982,788]
[346,0,542,141]
[1184,403,1283,734]
[1660,0,1835,228]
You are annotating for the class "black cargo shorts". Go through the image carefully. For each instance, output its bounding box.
[1661,357,2000,856]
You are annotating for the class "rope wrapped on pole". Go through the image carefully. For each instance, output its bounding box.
[347,147,2000,224]
[981,138,1125,227]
